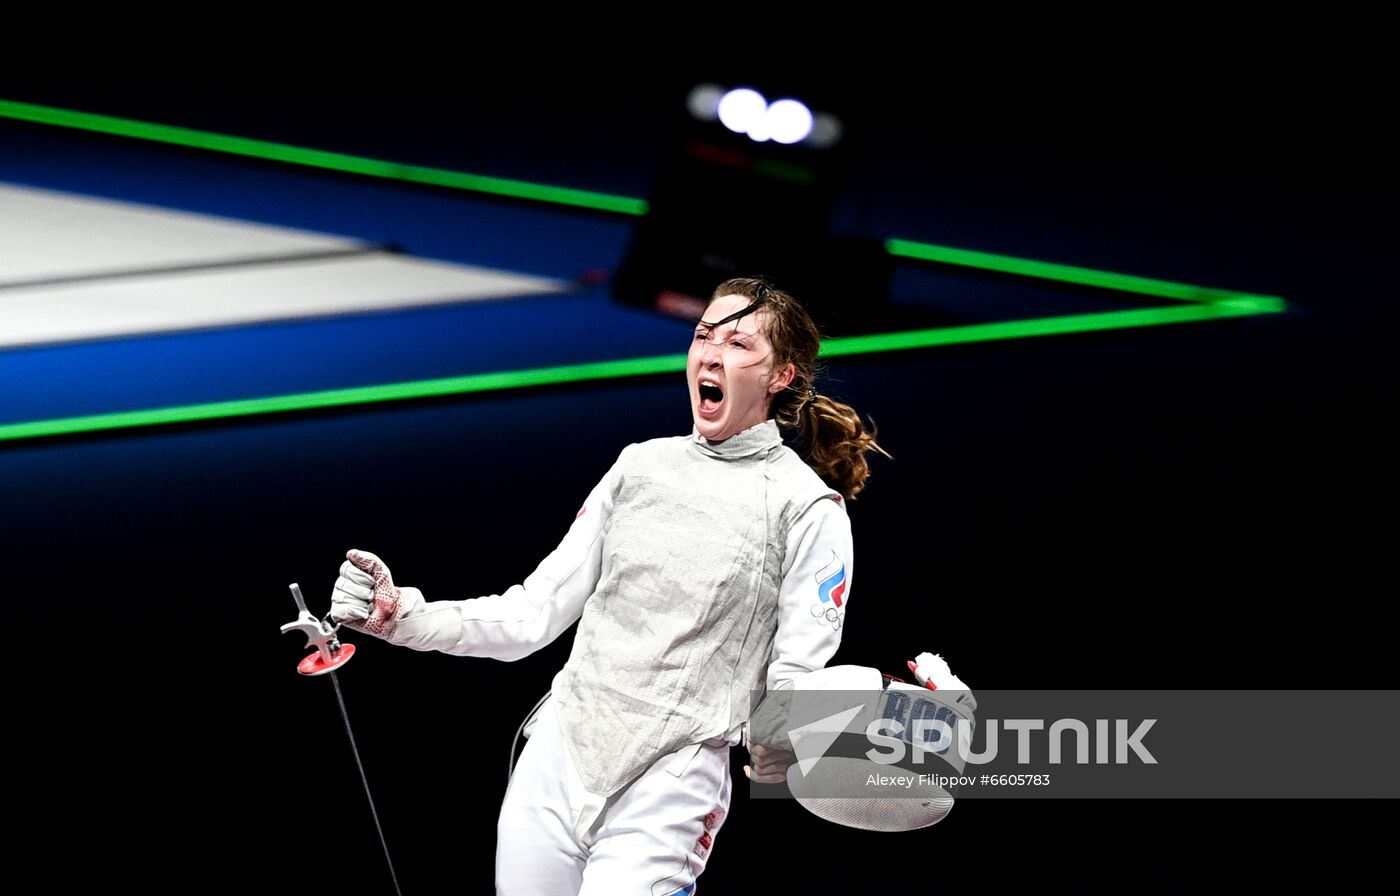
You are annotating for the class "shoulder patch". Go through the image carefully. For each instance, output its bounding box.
[810,550,848,632]
[815,551,847,608]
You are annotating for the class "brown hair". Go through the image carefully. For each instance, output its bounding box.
[709,277,890,500]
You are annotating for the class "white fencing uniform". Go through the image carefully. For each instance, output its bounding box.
[359,420,854,894]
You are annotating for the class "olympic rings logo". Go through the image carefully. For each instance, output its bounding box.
[810,602,844,631]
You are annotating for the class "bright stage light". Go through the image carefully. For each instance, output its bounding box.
[717,88,768,137]
[767,99,813,145]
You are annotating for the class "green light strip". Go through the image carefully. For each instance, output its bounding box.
[0,98,649,215]
[886,237,1281,305]
[0,300,1284,444]
[0,354,684,442]
[820,300,1283,357]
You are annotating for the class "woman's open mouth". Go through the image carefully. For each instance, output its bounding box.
[698,380,724,416]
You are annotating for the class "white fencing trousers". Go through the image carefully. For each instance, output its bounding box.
[497,698,732,895]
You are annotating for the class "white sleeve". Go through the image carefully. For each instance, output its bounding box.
[382,445,631,661]
[765,495,854,691]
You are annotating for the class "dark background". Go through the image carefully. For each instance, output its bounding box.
[3,45,1394,892]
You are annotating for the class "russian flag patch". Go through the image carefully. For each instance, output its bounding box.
[815,551,847,608]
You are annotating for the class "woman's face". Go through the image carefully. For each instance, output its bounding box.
[687,294,794,442]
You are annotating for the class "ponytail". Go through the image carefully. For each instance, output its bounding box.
[780,389,890,501]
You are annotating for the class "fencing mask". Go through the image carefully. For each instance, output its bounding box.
[749,661,977,832]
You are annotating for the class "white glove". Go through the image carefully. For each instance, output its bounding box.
[908,651,977,721]
[330,549,405,637]
[907,652,969,691]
